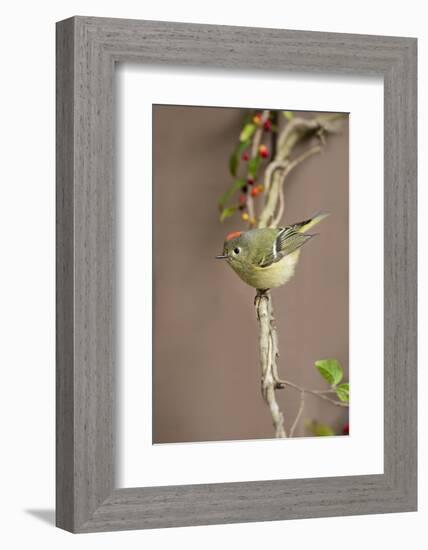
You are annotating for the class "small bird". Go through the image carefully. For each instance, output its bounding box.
[216,213,328,290]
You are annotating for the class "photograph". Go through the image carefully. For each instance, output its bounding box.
[152,105,349,443]
[0,2,419,543]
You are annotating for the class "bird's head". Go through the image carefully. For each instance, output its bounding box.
[216,230,251,267]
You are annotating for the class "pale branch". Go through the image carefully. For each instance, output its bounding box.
[265,386,286,438]
[289,391,305,438]
[268,296,281,386]
[258,169,285,228]
[287,143,323,173]
[246,186,256,226]
[255,291,286,438]
[263,160,288,196]
[258,114,344,227]
[271,184,285,228]
[277,113,345,158]
[259,144,322,228]
[275,379,348,408]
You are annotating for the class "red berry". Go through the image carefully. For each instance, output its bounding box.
[242,152,250,161]
[239,194,246,204]
[247,176,255,185]
[342,423,349,435]
[250,187,259,197]
[259,144,269,158]
[263,119,272,131]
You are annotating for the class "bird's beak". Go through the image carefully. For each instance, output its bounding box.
[215,254,228,260]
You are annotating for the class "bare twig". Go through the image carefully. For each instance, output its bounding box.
[260,144,322,228]
[289,391,305,437]
[272,182,285,227]
[277,113,345,157]
[263,160,288,196]
[246,187,256,227]
[287,144,323,173]
[255,291,286,438]
[276,379,348,408]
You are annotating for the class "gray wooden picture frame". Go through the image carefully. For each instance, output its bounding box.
[56,16,417,533]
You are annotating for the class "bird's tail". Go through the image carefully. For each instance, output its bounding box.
[295,212,329,233]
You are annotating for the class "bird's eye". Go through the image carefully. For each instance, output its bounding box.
[234,247,241,255]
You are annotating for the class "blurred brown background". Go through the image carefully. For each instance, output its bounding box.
[153,105,349,443]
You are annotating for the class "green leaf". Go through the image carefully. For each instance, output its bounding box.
[248,156,261,177]
[240,123,256,142]
[229,151,239,177]
[229,141,250,177]
[306,420,335,437]
[218,179,246,210]
[282,110,294,121]
[219,206,238,222]
[336,383,349,403]
[315,359,343,387]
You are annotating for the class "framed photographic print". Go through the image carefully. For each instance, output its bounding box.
[56,16,417,532]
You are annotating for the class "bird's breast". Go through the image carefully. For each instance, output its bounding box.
[232,252,300,289]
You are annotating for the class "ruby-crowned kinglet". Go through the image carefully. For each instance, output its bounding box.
[216,213,328,290]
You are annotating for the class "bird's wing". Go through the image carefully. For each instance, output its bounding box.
[291,212,329,233]
[258,226,312,268]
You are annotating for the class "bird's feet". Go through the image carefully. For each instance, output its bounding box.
[254,288,270,311]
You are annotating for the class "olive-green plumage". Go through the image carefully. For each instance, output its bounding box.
[216,213,328,290]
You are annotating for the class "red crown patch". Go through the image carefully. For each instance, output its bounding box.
[225,231,242,241]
